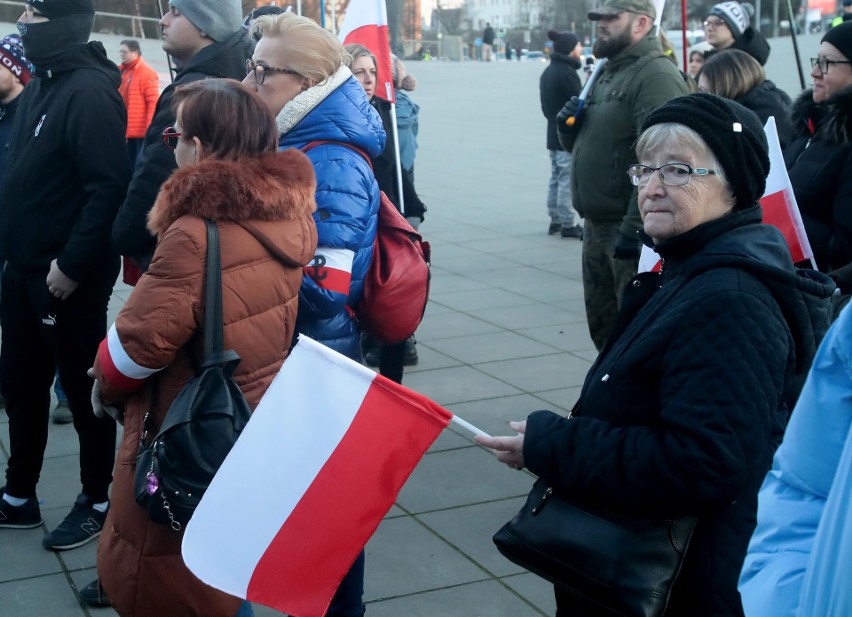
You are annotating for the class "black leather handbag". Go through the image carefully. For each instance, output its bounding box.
[493,479,697,617]
[134,219,252,530]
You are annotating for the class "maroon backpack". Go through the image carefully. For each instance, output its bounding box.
[302,141,431,343]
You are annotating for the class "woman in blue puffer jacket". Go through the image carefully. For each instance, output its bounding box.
[243,12,385,617]
[244,11,384,362]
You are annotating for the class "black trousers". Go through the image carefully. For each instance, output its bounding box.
[378,340,405,384]
[0,261,118,501]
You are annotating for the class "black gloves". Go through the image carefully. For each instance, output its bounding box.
[829,264,852,295]
[613,233,642,260]
[556,96,581,152]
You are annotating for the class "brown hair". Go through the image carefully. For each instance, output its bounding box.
[171,79,278,161]
[700,49,765,100]
[344,43,377,69]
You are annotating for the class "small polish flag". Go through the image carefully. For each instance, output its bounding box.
[182,335,454,617]
[638,117,815,273]
[760,117,814,267]
[338,0,395,102]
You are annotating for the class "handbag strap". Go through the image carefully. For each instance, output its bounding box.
[203,219,224,359]
[301,140,373,171]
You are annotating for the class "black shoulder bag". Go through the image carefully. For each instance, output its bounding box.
[493,479,697,617]
[134,219,252,530]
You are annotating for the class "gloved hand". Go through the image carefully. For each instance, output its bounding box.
[88,368,124,425]
[556,97,581,151]
[829,264,852,295]
[613,233,642,260]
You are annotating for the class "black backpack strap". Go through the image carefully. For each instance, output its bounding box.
[203,219,224,358]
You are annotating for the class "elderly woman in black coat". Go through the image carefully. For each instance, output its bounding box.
[478,94,834,616]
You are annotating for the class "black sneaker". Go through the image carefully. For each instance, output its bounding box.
[79,578,110,608]
[548,222,562,235]
[0,487,43,529]
[42,494,107,551]
[561,224,583,239]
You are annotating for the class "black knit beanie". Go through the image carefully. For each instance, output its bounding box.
[26,0,94,19]
[548,30,579,55]
[642,93,769,209]
[822,21,852,63]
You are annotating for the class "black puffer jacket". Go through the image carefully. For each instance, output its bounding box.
[111,31,252,269]
[785,87,852,289]
[540,53,582,150]
[737,80,792,149]
[523,208,834,616]
[0,42,129,280]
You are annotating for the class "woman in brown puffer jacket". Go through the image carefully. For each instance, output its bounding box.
[90,78,318,617]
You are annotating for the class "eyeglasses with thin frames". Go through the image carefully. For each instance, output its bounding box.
[703,18,725,29]
[162,126,182,150]
[627,163,719,187]
[245,59,300,85]
[810,56,852,75]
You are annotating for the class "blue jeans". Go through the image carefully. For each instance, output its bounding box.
[54,370,67,402]
[235,602,254,617]
[547,149,576,226]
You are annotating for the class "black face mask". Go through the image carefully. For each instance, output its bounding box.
[16,15,94,66]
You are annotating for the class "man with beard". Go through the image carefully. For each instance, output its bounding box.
[557,0,688,351]
[0,0,129,549]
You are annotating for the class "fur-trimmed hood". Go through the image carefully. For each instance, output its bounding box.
[148,149,317,268]
[148,149,316,235]
[790,86,852,144]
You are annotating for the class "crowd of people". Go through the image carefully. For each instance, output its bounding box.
[1,0,852,614]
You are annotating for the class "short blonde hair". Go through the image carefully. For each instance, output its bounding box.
[252,13,350,84]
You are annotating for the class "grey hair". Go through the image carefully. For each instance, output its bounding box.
[636,122,735,205]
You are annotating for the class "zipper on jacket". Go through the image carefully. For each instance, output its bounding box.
[531,487,553,515]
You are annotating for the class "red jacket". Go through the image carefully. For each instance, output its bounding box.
[119,56,160,139]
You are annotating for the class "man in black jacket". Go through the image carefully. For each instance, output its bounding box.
[111,0,250,277]
[0,0,130,551]
[540,30,583,238]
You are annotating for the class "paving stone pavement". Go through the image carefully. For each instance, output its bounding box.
[0,23,822,617]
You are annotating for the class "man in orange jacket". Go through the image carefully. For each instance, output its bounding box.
[118,39,159,167]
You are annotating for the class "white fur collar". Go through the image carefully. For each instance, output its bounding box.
[276,65,353,136]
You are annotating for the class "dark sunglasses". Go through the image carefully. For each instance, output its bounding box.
[162,126,182,150]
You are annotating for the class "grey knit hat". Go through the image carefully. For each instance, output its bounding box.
[642,93,769,209]
[706,2,753,40]
[169,0,242,43]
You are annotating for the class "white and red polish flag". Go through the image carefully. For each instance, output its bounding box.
[181,335,453,617]
[338,0,395,102]
[638,117,814,273]
[760,117,814,267]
